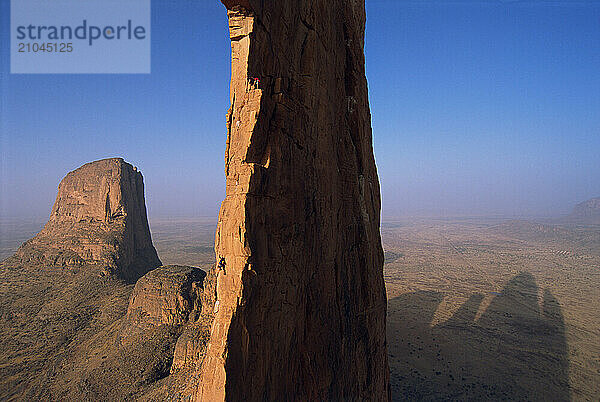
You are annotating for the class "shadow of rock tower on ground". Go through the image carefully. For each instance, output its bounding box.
[387,272,570,401]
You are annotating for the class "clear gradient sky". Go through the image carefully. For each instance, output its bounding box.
[1,1,599,220]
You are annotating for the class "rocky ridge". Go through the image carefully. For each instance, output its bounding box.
[566,197,600,225]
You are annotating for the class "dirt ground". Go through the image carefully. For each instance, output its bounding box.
[1,216,598,400]
[383,218,599,401]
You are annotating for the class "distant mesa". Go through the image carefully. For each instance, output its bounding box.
[564,197,600,225]
[13,157,161,281]
[490,196,600,235]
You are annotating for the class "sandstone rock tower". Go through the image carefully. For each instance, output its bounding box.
[193,0,390,399]
[15,158,161,281]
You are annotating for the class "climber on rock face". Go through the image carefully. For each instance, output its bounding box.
[248,77,260,89]
[218,257,226,270]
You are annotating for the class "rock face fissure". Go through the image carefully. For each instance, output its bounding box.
[191,1,390,399]
[15,158,161,282]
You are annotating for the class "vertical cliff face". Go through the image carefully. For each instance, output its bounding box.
[15,158,161,281]
[195,0,389,399]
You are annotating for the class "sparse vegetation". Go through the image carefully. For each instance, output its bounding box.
[1,217,598,400]
[383,218,599,401]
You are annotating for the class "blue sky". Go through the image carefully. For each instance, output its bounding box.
[1,0,599,219]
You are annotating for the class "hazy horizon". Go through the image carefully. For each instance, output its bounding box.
[1,1,599,220]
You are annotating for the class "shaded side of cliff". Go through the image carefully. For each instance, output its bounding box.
[189,0,390,400]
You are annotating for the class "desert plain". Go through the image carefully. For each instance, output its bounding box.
[1,216,598,400]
